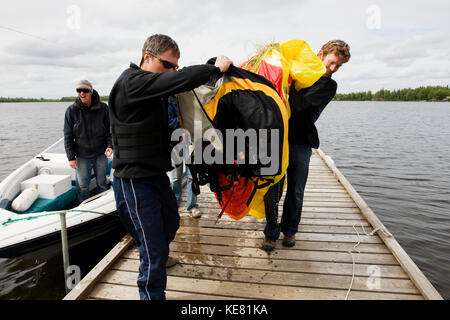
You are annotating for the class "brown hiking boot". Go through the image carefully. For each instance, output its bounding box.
[166,256,178,268]
[261,238,276,252]
[282,235,296,247]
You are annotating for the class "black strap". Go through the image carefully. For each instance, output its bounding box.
[216,181,238,222]
[116,144,165,159]
[188,165,201,196]
[114,134,155,147]
[192,89,215,124]
[117,149,155,159]
[111,124,155,135]
[246,178,259,207]
[255,178,274,189]
[192,89,204,109]
[244,176,275,208]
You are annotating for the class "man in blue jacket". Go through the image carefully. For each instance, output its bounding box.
[64,80,113,203]
[262,40,351,252]
[109,34,232,300]
[167,96,202,219]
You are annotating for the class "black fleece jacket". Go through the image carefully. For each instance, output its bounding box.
[288,76,337,148]
[64,90,112,161]
[108,62,221,178]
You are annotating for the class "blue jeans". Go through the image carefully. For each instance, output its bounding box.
[75,154,108,203]
[264,143,312,241]
[113,175,180,300]
[169,164,198,211]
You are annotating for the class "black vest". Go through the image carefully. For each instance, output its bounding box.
[109,66,172,178]
[110,102,172,176]
[108,62,220,178]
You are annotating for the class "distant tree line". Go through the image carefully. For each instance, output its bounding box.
[0,96,110,103]
[334,85,450,102]
[2,86,449,103]
[0,97,59,102]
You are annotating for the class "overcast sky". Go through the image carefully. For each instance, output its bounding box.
[1,0,449,99]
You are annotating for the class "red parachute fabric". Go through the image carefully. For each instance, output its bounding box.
[257,60,284,103]
[239,43,289,105]
[215,175,254,221]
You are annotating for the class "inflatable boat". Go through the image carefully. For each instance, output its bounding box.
[0,138,121,258]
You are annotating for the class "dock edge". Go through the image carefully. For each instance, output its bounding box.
[314,148,443,300]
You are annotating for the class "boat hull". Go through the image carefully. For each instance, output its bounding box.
[0,137,125,259]
[0,213,124,259]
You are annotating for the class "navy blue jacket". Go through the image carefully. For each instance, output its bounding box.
[168,96,180,130]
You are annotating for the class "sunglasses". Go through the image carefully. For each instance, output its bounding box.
[76,88,92,93]
[148,51,179,70]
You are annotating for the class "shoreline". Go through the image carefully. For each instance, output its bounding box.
[0,96,110,103]
[1,100,449,103]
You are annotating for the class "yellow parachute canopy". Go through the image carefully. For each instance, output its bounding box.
[240,39,326,116]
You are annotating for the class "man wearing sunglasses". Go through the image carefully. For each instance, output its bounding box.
[64,80,113,203]
[108,34,232,300]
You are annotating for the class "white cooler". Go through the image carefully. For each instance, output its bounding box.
[21,174,72,199]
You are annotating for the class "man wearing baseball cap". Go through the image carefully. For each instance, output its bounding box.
[64,80,113,203]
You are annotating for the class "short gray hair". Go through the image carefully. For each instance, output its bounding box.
[140,34,180,66]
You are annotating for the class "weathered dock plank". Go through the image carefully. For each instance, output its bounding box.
[96,270,422,300]
[64,149,442,300]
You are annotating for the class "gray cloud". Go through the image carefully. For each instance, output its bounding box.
[0,0,449,98]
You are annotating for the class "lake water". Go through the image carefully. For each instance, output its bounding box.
[0,101,449,299]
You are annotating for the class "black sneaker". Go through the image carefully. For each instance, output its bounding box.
[282,235,296,247]
[261,238,276,252]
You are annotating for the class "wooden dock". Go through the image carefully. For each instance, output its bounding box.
[64,149,442,300]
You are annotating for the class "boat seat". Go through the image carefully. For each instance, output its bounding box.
[14,186,77,214]
[9,158,113,214]
[36,158,113,184]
